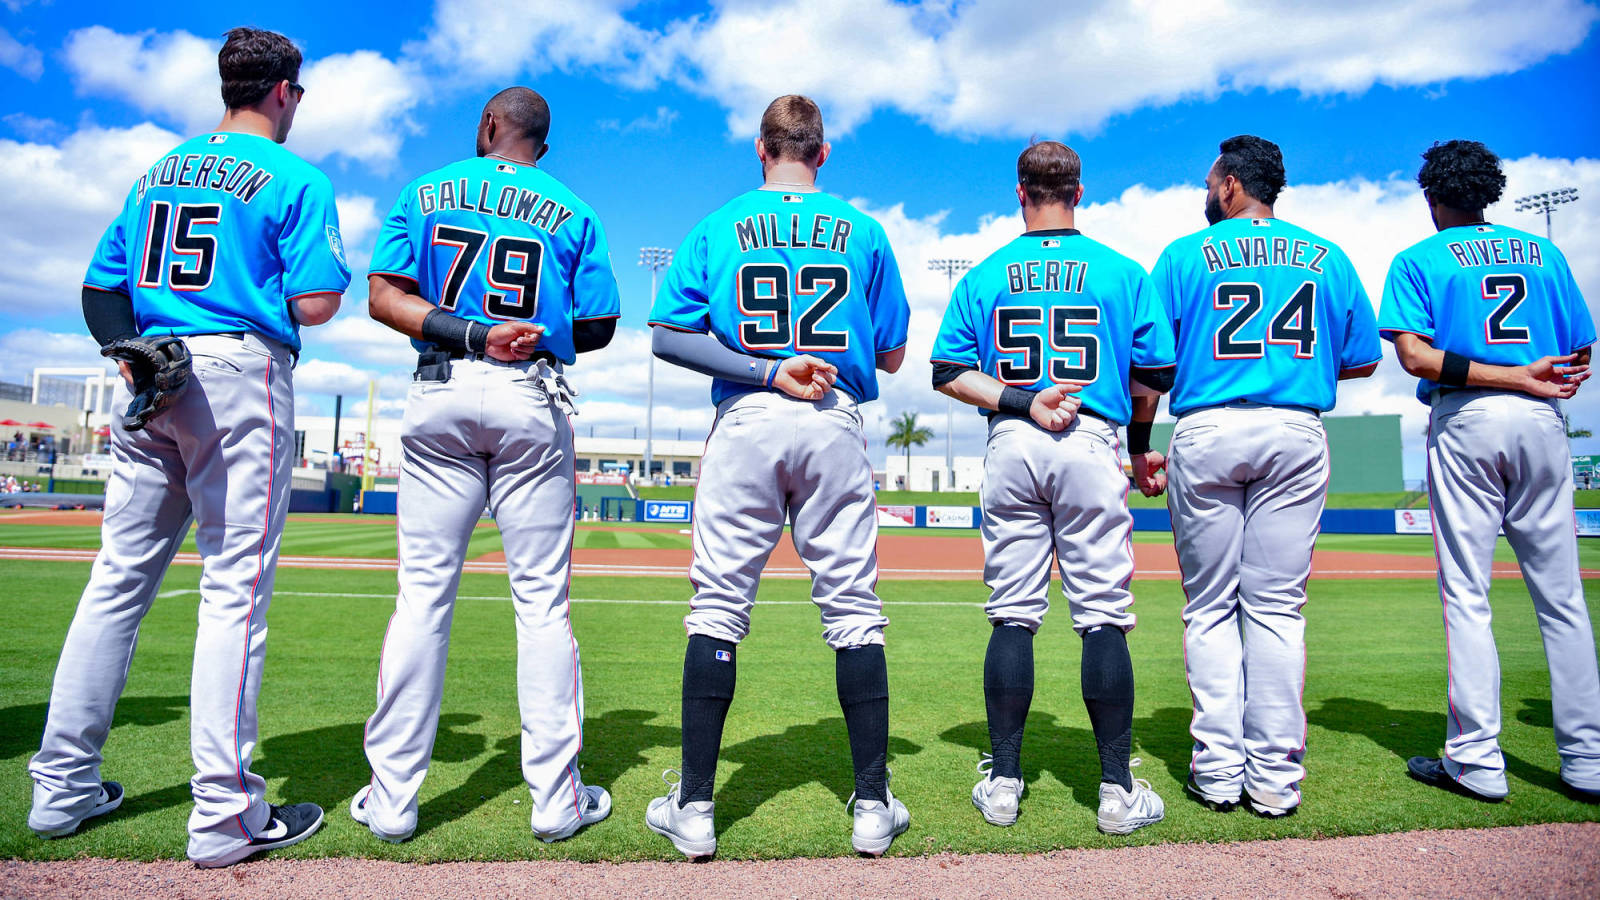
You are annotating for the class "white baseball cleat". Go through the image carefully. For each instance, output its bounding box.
[348,785,412,843]
[645,771,716,860]
[538,782,612,843]
[971,756,1023,826]
[1096,762,1165,835]
[849,780,910,856]
[30,781,123,839]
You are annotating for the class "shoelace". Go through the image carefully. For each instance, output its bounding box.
[976,754,994,777]
[1125,758,1154,796]
[658,768,684,799]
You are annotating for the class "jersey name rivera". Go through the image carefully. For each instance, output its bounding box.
[415,176,576,233]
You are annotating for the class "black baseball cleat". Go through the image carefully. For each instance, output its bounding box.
[32,781,124,838]
[1406,756,1505,803]
[1560,780,1600,805]
[194,802,325,868]
[1184,778,1238,813]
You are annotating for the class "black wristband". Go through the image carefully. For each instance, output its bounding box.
[997,385,1037,418]
[1127,420,1153,455]
[421,307,489,355]
[1439,350,1471,388]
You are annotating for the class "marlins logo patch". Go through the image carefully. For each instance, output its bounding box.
[326,226,346,267]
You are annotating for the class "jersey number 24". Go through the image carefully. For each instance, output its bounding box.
[1212,281,1316,359]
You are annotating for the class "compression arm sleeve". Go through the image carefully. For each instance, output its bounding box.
[652,325,774,385]
[82,286,139,347]
[574,317,617,353]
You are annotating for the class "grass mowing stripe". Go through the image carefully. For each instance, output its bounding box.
[151,588,985,607]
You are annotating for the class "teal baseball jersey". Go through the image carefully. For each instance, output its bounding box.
[1378,223,1594,403]
[84,132,350,351]
[929,229,1176,425]
[1151,217,1382,416]
[369,156,620,363]
[649,188,910,406]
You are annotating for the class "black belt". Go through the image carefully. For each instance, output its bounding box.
[436,348,560,366]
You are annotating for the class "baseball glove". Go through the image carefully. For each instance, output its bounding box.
[101,336,192,431]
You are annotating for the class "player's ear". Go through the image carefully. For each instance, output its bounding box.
[1072,183,1085,208]
[755,137,768,164]
[1015,184,1027,210]
[815,142,831,169]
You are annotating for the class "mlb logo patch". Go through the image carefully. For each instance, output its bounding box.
[1476,225,1493,232]
[783,194,804,203]
[1252,218,1270,226]
[208,134,227,144]
[1041,239,1060,248]
[496,163,517,173]
[715,650,732,662]
[326,226,346,267]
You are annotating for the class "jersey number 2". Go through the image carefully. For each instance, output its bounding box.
[1483,274,1529,344]
[139,202,220,292]
[432,225,543,319]
[737,263,850,351]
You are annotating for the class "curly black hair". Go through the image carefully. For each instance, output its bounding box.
[1416,140,1505,211]
[1216,135,1285,205]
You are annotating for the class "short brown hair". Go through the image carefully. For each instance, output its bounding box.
[760,95,825,164]
[218,27,302,110]
[1017,141,1081,207]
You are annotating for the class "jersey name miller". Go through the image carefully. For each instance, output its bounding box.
[1445,236,1544,269]
[134,152,275,205]
[733,212,853,254]
[415,177,577,233]
[1199,235,1329,275]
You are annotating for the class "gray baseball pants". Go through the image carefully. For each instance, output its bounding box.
[1427,388,1600,796]
[1168,404,1328,810]
[27,333,296,865]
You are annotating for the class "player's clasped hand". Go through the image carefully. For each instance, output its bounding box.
[1131,450,1168,497]
[488,322,545,362]
[1029,384,1082,432]
[773,354,838,401]
[1521,354,1590,400]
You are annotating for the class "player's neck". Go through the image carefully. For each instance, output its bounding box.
[1022,205,1075,232]
[1226,202,1273,221]
[760,160,818,191]
[483,144,541,166]
[215,108,280,142]
[1432,206,1487,231]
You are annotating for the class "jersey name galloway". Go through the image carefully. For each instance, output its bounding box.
[1445,236,1544,269]
[416,178,576,233]
[1200,235,1328,275]
[134,153,274,204]
[733,212,853,254]
[1006,259,1089,294]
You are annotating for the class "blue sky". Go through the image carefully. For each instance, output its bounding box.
[3,0,1599,476]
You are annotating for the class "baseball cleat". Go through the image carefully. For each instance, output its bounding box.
[1097,778,1165,835]
[1185,777,1239,813]
[194,802,324,868]
[538,782,611,843]
[1406,756,1506,802]
[348,785,412,843]
[31,781,124,839]
[645,771,716,860]
[849,776,910,857]
[971,756,1023,826]
[1243,792,1298,819]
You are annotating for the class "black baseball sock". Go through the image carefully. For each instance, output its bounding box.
[984,623,1034,780]
[679,634,737,806]
[836,644,890,803]
[1081,625,1135,791]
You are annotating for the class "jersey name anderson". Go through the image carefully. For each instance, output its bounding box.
[733,210,853,254]
[133,148,275,204]
[414,173,577,234]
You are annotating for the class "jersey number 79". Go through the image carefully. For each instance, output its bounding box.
[432,224,543,320]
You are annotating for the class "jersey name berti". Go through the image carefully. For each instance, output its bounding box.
[415,174,576,234]
[733,212,853,254]
[1005,259,1088,294]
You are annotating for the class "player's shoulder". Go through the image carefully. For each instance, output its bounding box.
[1069,231,1147,274]
[220,133,332,189]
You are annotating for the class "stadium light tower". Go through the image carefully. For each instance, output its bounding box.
[928,258,973,492]
[1514,187,1579,239]
[639,247,674,484]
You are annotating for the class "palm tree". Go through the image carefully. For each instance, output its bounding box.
[885,411,933,490]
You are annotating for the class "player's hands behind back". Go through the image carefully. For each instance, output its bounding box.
[1131,450,1168,497]
[1519,354,1589,400]
[487,322,545,362]
[773,355,838,401]
[1030,384,1082,432]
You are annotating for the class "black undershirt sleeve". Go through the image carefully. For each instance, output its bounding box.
[1130,365,1176,393]
[574,317,617,354]
[931,361,973,390]
[82,286,139,347]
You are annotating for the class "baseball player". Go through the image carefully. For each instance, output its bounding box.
[351,87,620,843]
[27,28,348,867]
[1147,135,1381,818]
[931,141,1176,834]
[643,95,911,858]
[1378,139,1600,803]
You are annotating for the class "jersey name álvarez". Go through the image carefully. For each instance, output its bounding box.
[1151,217,1382,416]
[84,132,350,351]
[649,189,910,406]
[369,156,621,363]
[1378,223,1594,403]
[930,230,1176,425]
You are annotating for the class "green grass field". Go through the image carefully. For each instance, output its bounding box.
[2,518,1598,863]
[640,487,1600,511]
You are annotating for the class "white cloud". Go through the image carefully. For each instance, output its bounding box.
[0,27,44,79]
[597,105,680,134]
[411,0,666,86]
[0,329,104,383]
[62,27,421,167]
